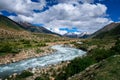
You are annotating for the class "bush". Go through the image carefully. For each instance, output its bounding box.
[66,57,94,76]
[36,42,47,47]
[36,49,44,53]
[89,48,114,62]
[17,71,33,78]
[35,76,44,80]
[55,57,95,80]
[0,42,20,54]
[111,39,120,54]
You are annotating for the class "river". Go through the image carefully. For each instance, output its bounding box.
[0,45,86,78]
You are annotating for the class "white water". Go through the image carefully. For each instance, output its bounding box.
[0,45,86,78]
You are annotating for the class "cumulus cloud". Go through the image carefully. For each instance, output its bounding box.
[0,0,46,16]
[31,3,111,33]
[58,0,94,4]
[0,0,112,34]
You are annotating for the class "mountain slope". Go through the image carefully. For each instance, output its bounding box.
[63,32,90,38]
[0,15,33,40]
[91,22,120,39]
[19,22,61,36]
[0,15,61,36]
[0,15,63,57]
[68,55,120,80]
[0,15,24,31]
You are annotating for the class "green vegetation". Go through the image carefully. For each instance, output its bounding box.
[74,39,115,51]
[52,39,120,80]
[0,39,47,56]
[68,55,120,80]
[1,15,120,80]
[93,24,120,39]
[7,71,33,80]
[35,76,49,80]
[0,15,69,56]
[36,49,44,53]
[55,57,95,80]
[17,71,33,78]
[92,55,120,80]
[35,77,44,80]
[0,15,23,30]
[0,42,20,55]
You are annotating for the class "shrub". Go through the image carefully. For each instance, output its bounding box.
[35,76,44,80]
[36,49,44,53]
[111,39,120,54]
[55,57,95,80]
[89,48,114,62]
[17,71,33,78]
[66,57,94,76]
[0,42,20,54]
[36,42,47,47]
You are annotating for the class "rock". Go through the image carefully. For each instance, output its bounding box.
[12,73,17,78]
[32,68,36,73]
[9,75,12,78]
[49,76,55,80]
[11,59,16,63]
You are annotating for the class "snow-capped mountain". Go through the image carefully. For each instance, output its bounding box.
[63,32,91,38]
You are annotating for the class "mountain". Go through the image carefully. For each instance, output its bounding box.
[91,22,120,39]
[63,32,78,38]
[0,15,35,40]
[19,22,61,36]
[0,15,24,31]
[0,15,61,37]
[78,32,91,38]
[63,32,90,38]
[0,15,61,40]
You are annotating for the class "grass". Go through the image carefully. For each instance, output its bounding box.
[93,24,120,39]
[73,39,115,51]
[52,39,120,80]
[0,38,48,56]
[36,49,44,53]
[90,55,120,80]
[0,15,23,30]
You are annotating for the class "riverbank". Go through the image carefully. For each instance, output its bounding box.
[0,45,54,65]
[0,43,86,80]
[0,40,77,65]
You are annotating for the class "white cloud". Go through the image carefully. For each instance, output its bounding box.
[1,0,112,34]
[31,3,111,34]
[0,12,2,14]
[0,0,46,16]
[49,28,67,35]
[58,0,94,4]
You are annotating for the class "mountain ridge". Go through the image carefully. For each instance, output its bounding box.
[91,22,120,39]
[0,15,24,31]
[0,15,61,36]
[19,22,61,36]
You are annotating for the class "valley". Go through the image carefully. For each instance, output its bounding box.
[0,15,120,80]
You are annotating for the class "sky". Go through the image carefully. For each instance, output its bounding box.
[0,0,119,35]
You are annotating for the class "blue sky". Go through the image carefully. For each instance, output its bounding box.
[0,0,119,34]
[95,0,120,21]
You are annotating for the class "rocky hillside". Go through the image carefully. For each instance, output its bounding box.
[91,22,120,39]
